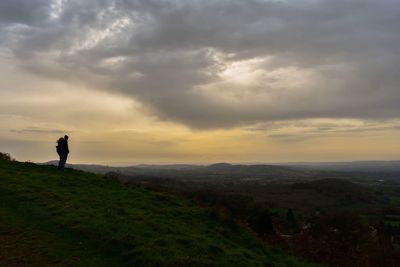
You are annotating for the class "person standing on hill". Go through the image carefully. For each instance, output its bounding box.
[56,135,69,171]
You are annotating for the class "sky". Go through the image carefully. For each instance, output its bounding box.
[1,0,400,165]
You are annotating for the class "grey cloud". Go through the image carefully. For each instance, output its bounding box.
[2,0,400,128]
[10,127,68,134]
[248,119,400,138]
[268,134,312,144]
[0,0,50,25]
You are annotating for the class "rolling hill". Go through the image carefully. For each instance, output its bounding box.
[0,160,317,267]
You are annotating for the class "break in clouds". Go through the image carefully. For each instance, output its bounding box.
[1,0,400,129]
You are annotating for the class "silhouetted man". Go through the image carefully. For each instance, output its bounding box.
[57,135,69,171]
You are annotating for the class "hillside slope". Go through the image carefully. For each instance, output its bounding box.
[0,160,316,267]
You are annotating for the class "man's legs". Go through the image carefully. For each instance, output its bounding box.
[58,153,68,171]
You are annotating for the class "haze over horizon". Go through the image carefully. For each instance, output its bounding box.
[1,0,400,164]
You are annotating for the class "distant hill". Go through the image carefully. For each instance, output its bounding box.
[0,160,316,267]
[44,161,318,182]
[44,160,400,184]
[284,161,400,173]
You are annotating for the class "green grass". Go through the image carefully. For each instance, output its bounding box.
[390,196,400,205]
[0,160,318,267]
[383,215,400,227]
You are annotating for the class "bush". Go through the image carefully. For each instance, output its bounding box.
[209,205,235,227]
[293,211,371,266]
[0,152,13,161]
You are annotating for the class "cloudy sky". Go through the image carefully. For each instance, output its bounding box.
[1,0,400,164]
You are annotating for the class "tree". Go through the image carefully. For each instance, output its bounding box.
[0,152,13,161]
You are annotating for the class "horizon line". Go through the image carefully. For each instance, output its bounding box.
[37,159,400,168]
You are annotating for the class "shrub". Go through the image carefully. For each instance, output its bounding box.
[0,152,13,161]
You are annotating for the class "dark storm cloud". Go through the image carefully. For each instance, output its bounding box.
[2,0,400,128]
[0,0,50,25]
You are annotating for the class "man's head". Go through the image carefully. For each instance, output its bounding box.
[64,135,69,140]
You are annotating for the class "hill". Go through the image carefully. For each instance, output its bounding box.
[284,161,400,173]
[45,161,400,185]
[0,160,316,267]
[44,161,318,182]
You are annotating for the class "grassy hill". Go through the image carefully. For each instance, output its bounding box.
[0,160,317,267]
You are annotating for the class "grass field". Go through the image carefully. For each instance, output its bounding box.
[0,160,318,267]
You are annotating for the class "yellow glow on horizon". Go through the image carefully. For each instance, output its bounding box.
[1,50,400,165]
